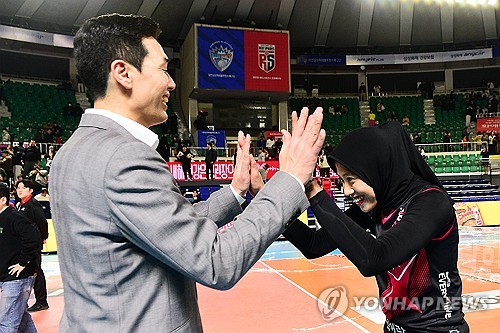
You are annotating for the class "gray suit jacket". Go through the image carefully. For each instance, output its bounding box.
[50,114,309,332]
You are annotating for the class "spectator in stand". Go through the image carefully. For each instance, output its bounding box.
[386,109,397,122]
[373,84,381,96]
[257,148,266,162]
[417,145,426,159]
[33,130,43,144]
[63,102,73,116]
[42,128,54,143]
[317,149,330,179]
[493,133,499,155]
[481,131,489,148]
[487,132,496,155]
[45,146,55,171]
[359,82,367,101]
[465,103,474,127]
[0,183,41,333]
[461,127,470,142]
[487,80,495,96]
[16,179,49,312]
[52,122,62,139]
[268,144,277,160]
[490,95,499,113]
[2,128,10,143]
[42,122,52,132]
[74,103,84,116]
[204,142,217,180]
[177,145,193,181]
[340,104,348,114]
[12,146,23,183]
[376,101,385,113]
[472,131,483,144]
[480,145,490,174]
[334,104,341,115]
[427,81,435,99]
[258,163,269,183]
[368,110,376,127]
[274,137,283,155]
[323,142,333,156]
[256,135,266,150]
[34,188,50,202]
[401,115,410,127]
[0,150,13,184]
[417,81,428,99]
[22,140,41,177]
[443,131,452,152]
[266,136,275,150]
[413,132,422,144]
[475,105,482,118]
[76,74,86,93]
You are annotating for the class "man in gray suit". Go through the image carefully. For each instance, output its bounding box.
[50,13,325,332]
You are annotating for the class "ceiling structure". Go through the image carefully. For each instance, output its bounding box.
[0,0,499,56]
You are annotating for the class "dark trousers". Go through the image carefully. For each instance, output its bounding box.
[320,167,330,178]
[206,162,214,179]
[182,164,192,180]
[34,252,48,305]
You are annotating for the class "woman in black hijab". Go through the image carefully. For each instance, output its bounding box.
[284,121,469,333]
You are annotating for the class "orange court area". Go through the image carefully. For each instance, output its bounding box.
[33,226,500,332]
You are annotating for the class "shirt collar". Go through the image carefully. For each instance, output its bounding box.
[85,108,159,149]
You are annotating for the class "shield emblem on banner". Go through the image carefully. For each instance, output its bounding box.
[258,44,276,73]
[209,41,234,72]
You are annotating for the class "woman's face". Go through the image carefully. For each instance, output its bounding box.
[335,162,377,213]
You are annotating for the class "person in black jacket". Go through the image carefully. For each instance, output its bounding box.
[284,122,469,333]
[16,179,49,312]
[0,183,41,331]
[22,140,41,177]
[205,142,217,180]
[176,146,193,180]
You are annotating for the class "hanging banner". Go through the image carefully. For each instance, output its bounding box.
[265,130,283,139]
[346,48,492,66]
[197,130,226,148]
[442,48,492,62]
[346,54,395,65]
[197,25,290,92]
[167,160,280,181]
[197,27,245,90]
[394,52,440,64]
[476,117,500,134]
[297,54,346,66]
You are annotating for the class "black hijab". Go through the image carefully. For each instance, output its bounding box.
[327,121,448,215]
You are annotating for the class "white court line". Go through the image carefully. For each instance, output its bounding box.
[460,272,500,284]
[48,289,64,297]
[258,260,371,333]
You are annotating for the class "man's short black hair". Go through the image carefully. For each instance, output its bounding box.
[0,183,10,203]
[16,179,35,190]
[74,13,162,101]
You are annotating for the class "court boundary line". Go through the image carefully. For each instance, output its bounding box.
[259,260,371,333]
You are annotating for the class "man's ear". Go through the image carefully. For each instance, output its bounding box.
[110,60,132,89]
